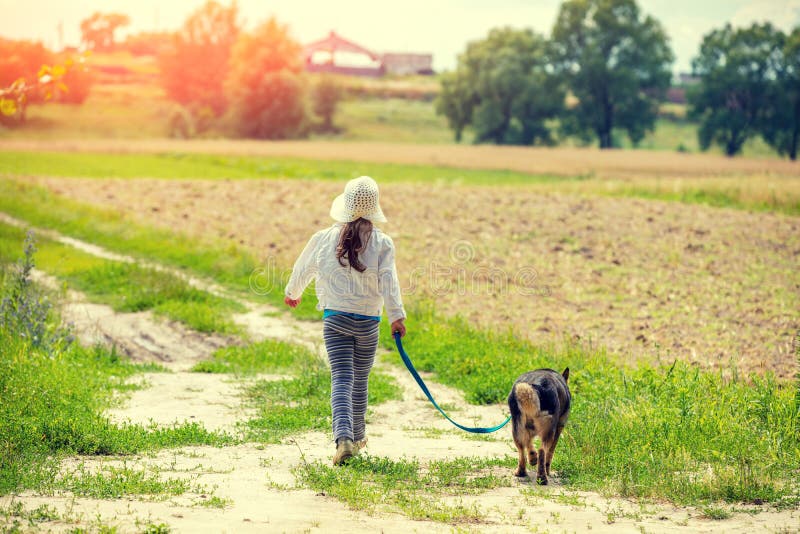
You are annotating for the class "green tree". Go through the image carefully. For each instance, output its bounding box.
[550,0,673,148]
[688,23,784,157]
[761,27,800,161]
[436,27,564,145]
[225,18,307,139]
[312,75,343,132]
[159,1,239,116]
[79,12,130,51]
[436,71,474,142]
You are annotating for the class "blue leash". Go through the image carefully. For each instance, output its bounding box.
[393,332,511,434]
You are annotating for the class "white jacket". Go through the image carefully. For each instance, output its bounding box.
[285,224,406,323]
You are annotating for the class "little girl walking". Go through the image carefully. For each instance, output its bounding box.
[284,176,406,465]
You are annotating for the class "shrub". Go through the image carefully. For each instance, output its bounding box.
[58,58,93,104]
[312,75,343,132]
[225,17,308,139]
[0,231,72,353]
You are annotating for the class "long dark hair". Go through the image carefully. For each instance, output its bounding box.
[336,218,373,272]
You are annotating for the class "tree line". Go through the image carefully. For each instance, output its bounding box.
[436,0,800,160]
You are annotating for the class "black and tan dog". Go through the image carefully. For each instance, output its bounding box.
[507,368,571,484]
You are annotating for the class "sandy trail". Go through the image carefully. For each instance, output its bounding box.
[2,215,798,532]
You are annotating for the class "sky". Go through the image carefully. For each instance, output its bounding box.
[1,0,799,73]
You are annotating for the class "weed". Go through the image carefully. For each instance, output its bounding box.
[139,523,171,534]
[700,505,733,520]
[191,339,314,375]
[0,231,73,352]
[295,454,511,523]
[196,495,232,509]
[57,463,189,499]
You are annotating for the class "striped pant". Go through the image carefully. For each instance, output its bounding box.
[323,314,380,443]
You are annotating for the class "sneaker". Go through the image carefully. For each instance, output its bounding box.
[332,438,354,466]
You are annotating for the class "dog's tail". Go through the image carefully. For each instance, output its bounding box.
[514,383,541,419]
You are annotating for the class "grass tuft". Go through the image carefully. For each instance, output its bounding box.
[295,454,512,523]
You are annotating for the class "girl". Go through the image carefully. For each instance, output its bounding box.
[284,176,406,465]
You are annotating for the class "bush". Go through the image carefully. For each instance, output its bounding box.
[225,17,308,139]
[312,75,343,132]
[0,231,72,353]
[228,70,307,139]
[58,59,93,104]
[0,38,53,87]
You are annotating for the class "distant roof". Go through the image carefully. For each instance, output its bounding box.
[304,31,380,61]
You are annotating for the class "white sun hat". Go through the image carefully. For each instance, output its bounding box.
[330,176,387,223]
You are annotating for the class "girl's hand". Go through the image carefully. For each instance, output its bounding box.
[284,296,300,308]
[391,318,406,338]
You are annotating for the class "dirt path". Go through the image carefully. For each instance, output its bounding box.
[2,216,798,533]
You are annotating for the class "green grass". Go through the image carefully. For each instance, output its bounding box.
[4,150,799,217]
[0,150,566,184]
[295,454,511,523]
[379,305,800,505]
[0,179,320,320]
[0,241,234,495]
[0,324,233,493]
[56,463,190,499]
[0,502,60,531]
[0,222,243,335]
[223,341,402,443]
[0,179,798,506]
[190,339,316,375]
[617,117,780,158]
[328,97,458,144]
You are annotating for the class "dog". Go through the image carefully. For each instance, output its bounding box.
[507,368,571,485]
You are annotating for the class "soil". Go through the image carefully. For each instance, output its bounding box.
[33,177,800,378]
[1,220,798,533]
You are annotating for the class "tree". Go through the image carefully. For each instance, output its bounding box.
[435,27,565,145]
[0,38,53,87]
[80,12,130,51]
[550,0,673,148]
[761,27,800,161]
[1,62,70,126]
[688,23,784,157]
[437,71,474,142]
[225,18,308,139]
[312,75,343,132]
[159,1,239,116]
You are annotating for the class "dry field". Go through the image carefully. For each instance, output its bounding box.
[4,138,800,178]
[36,176,800,377]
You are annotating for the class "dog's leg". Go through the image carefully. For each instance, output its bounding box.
[528,445,537,467]
[545,425,565,476]
[536,446,547,485]
[512,421,528,477]
[515,443,528,477]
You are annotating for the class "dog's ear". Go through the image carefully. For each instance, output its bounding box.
[562,367,570,383]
